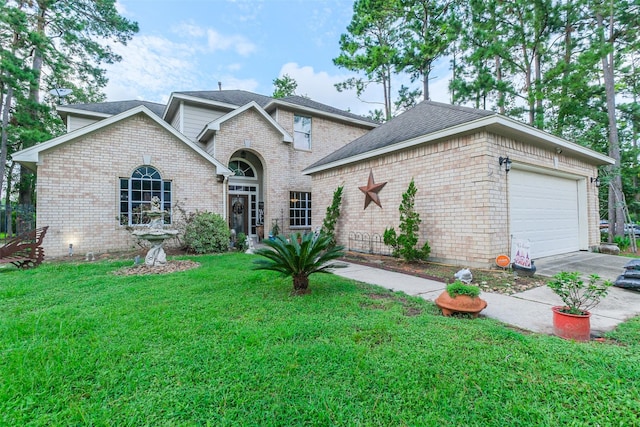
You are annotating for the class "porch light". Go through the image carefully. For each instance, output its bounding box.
[591,177,601,187]
[68,243,73,257]
[499,156,512,173]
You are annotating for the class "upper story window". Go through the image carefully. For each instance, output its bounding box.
[293,114,312,150]
[119,166,172,226]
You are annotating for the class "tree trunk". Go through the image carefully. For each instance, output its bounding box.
[0,85,12,205]
[597,12,624,240]
[293,274,310,294]
[496,55,504,114]
[5,162,15,236]
[18,2,46,206]
[557,2,574,136]
[534,51,543,129]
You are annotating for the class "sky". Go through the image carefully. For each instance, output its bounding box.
[104,0,453,116]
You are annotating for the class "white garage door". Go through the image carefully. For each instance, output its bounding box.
[509,169,580,259]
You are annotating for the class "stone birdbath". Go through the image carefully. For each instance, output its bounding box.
[132,196,179,266]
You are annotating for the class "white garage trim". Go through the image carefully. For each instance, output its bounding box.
[508,167,588,259]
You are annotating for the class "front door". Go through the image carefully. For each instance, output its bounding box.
[229,194,249,236]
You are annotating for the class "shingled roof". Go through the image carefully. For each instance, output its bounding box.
[173,90,377,124]
[305,101,496,171]
[59,100,166,117]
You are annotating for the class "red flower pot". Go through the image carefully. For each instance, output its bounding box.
[552,306,591,341]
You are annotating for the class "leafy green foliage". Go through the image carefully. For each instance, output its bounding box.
[333,0,400,120]
[614,235,631,252]
[272,73,298,98]
[236,232,248,252]
[321,185,344,247]
[383,227,400,255]
[547,272,612,315]
[253,232,345,293]
[383,179,430,261]
[446,280,481,298]
[1,0,138,204]
[183,212,230,254]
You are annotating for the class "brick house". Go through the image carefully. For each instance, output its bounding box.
[304,101,614,268]
[13,90,376,257]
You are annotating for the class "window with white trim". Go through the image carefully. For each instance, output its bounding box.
[119,166,172,225]
[229,159,256,177]
[293,114,312,150]
[289,191,311,228]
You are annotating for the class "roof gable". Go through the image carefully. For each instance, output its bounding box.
[196,101,293,143]
[13,106,232,176]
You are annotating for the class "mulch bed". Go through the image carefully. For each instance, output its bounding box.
[342,252,547,295]
[113,260,201,276]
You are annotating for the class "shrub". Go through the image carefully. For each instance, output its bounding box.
[183,211,230,254]
[446,280,481,298]
[236,232,248,252]
[253,232,345,294]
[613,235,630,251]
[383,179,430,262]
[321,186,344,247]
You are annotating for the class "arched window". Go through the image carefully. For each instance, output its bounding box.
[119,166,172,225]
[228,159,256,178]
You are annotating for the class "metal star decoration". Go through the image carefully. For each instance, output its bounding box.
[359,170,387,209]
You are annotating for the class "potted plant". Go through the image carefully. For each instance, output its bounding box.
[547,272,612,341]
[434,280,487,317]
[269,219,280,241]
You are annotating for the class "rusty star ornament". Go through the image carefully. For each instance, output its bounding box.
[359,170,387,209]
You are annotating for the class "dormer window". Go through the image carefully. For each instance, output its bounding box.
[293,114,312,150]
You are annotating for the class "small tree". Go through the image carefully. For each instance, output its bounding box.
[253,232,345,294]
[321,185,344,247]
[383,179,430,261]
[272,74,298,98]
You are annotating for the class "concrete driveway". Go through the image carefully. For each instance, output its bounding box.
[534,251,630,282]
[528,251,640,335]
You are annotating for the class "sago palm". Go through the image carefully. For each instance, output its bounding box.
[253,232,346,294]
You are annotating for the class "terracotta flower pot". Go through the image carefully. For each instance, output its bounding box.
[435,291,487,317]
[552,306,591,341]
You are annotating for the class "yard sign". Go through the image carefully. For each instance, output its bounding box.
[512,239,532,269]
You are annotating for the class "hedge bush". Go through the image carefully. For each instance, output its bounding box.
[183,212,230,254]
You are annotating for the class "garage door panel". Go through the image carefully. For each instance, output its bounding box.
[509,169,580,259]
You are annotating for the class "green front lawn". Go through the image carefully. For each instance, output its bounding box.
[1,254,639,426]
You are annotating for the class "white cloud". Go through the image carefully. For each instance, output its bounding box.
[172,21,206,38]
[278,63,380,116]
[104,35,200,102]
[206,29,256,56]
[278,61,454,117]
[102,29,258,103]
[114,0,127,15]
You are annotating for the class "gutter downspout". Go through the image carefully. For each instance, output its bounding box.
[222,175,228,222]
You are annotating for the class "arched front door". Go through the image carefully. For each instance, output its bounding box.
[227,154,262,238]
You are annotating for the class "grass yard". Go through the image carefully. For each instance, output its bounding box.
[1,253,639,426]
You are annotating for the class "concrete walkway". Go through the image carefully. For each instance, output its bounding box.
[334,255,640,336]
